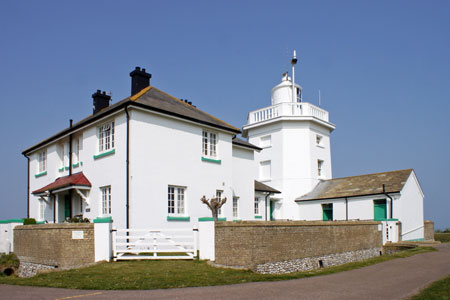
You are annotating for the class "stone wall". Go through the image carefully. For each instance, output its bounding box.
[14,223,95,270]
[215,221,382,272]
[424,220,434,241]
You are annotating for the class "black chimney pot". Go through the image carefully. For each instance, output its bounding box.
[130,66,152,96]
[92,90,111,114]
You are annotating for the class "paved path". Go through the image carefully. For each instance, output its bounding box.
[1,244,449,300]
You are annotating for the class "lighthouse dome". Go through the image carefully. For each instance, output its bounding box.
[271,73,302,105]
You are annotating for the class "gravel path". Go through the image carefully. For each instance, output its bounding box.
[1,243,449,300]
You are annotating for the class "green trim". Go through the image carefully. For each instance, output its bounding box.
[65,166,70,170]
[201,157,222,164]
[233,219,242,222]
[36,221,46,224]
[404,238,425,242]
[376,218,399,221]
[80,161,83,166]
[0,219,24,224]
[94,149,115,160]
[167,216,191,221]
[58,167,65,172]
[34,171,47,178]
[93,216,113,223]
[72,162,80,168]
[198,217,226,221]
[254,215,263,219]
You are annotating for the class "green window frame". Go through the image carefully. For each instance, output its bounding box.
[322,203,333,221]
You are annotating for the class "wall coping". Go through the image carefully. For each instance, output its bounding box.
[214,220,381,227]
[14,223,94,230]
[0,219,24,224]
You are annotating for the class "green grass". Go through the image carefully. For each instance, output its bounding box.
[410,275,450,300]
[0,247,436,290]
[435,233,450,243]
[0,253,20,270]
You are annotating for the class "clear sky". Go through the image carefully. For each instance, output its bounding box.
[0,1,449,229]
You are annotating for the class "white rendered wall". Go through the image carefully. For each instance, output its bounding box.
[396,172,424,240]
[232,146,257,220]
[298,199,346,220]
[127,108,236,229]
[247,119,333,220]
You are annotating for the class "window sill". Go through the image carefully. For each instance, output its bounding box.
[167,216,190,221]
[94,216,113,223]
[316,144,325,148]
[198,217,227,221]
[35,171,47,178]
[201,156,221,164]
[254,215,263,219]
[94,149,115,160]
[233,219,242,222]
[73,162,83,168]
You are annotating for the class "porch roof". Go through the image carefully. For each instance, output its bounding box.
[32,172,92,195]
[255,180,281,194]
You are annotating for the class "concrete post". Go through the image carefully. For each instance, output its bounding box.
[94,217,113,262]
[199,220,215,260]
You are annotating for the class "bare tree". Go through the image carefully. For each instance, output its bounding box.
[201,195,227,221]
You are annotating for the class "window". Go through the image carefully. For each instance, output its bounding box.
[259,160,271,180]
[322,203,333,221]
[202,130,217,158]
[38,150,47,173]
[39,200,45,221]
[233,197,239,218]
[216,190,223,216]
[73,138,80,164]
[316,135,323,146]
[318,160,324,177]
[254,197,260,215]
[168,186,186,215]
[260,135,271,148]
[101,186,112,215]
[98,121,115,153]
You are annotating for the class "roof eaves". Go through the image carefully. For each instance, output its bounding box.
[295,190,402,202]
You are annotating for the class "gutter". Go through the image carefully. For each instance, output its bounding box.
[345,197,348,221]
[69,120,73,176]
[125,106,130,230]
[295,191,401,202]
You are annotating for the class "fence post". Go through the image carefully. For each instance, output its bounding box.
[193,226,199,258]
[94,217,113,262]
[198,220,215,260]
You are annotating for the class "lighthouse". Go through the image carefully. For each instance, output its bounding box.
[243,51,336,220]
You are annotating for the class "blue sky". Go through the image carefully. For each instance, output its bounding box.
[0,1,449,229]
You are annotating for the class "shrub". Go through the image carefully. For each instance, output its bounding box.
[23,218,36,225]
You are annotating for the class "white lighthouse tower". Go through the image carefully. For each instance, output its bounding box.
[243,51,336,220]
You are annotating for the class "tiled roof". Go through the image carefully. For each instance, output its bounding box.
[32,172,91,194]
[296,169,413,202]
[23,85,241,154]
[232,137,261,151]
[255,180,281,193]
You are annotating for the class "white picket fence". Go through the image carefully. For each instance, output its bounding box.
[112,228,198,261]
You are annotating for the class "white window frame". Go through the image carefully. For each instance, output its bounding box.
[233,196,239,219]
[254,197,260,215]
[318,159,324,177]
[38,150,47,173]
[39,200,45,221]
[73,138,80,164]
[216,190,223,216]
[202,130,218,158]
[98,121,115,153]
[101,186,112,216]
[260,135,271,148]
[168,186,186,216]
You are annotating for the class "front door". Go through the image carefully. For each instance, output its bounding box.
[374,199,387,221]
[64,195,71,220]
[270,201,275,221]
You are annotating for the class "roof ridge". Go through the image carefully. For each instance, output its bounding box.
[148,86,241,132]
[324,168,413,182]
[130,86,152,101]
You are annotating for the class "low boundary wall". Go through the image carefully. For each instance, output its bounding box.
[215,221,383,273]
[14,223,95,269]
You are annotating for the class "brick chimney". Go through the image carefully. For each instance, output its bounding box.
[92,90,111,114]
[130,67,152,96]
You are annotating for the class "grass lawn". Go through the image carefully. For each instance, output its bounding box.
[410,275,450,300]
[0,247,436,290]
[435,233,450,243]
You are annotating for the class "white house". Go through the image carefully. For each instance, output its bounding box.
[22,55,426,242]
[23,67,277,229]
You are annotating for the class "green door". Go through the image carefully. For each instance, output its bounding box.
[322,204,333,221]
[270,201,275,221]
[64,195,71,220]
[374,199,387,220]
